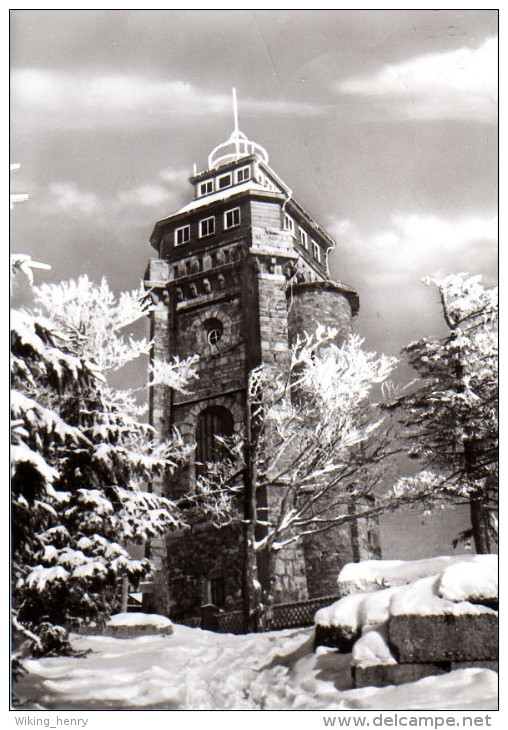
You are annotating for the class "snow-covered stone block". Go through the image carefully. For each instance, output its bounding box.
[388,574,497,619]
[350,624,448,688]
[314,593,365,650]
[97,612,173,638]
[388,575,498,663]
[352,626,396,669]
[337,555,491,597]
[317,555,499,673]
[314,625,357,652]
[315,584,400,650]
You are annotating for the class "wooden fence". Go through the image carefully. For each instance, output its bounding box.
[181,594,339,634]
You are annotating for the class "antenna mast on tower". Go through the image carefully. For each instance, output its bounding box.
[207,88,269,169]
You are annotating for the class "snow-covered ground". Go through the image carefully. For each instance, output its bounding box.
[15,623,498,710]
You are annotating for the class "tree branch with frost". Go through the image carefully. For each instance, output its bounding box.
[194,329,400,612]
[33,276,154,372]
[149,354,199,393]
[11,253,51,290]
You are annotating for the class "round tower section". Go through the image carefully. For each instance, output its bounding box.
[287,280,359,347]
[286,279,380,599]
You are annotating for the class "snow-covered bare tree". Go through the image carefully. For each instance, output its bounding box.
[391,274,498,553]
[193,327,399,631]
[11,264,197,660]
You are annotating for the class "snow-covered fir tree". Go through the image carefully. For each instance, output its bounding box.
[391,274,498,553]
[11,261,197,660]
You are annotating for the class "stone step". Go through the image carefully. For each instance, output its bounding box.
[353,662,449,689]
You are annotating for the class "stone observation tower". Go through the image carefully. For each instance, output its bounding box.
[144,91,381,622]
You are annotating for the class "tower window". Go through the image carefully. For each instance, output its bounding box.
[175,225,190,246]
[196,406,234,473]
[204,317,223,346]
[199,216,215,238]
[298,227,308,250]
[313,241,322,262]
[224,207,241,229]
[284,214,294,233]
[236,166,250,184]
[218,173,232,190]
[199,180,214,197]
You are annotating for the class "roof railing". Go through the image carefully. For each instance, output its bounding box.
[208,129,269,169]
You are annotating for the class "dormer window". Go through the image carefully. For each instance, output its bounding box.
[236,166,250,184]
[199,216,215,238]
[224,207,241,229]
[218,173,232,190]
[284,214,294,233]
[175,225,190,246]
[199,180,214,197]
[298,227,308,250]
[313,241,322,262]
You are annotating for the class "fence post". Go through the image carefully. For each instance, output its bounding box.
[200,604,219,632]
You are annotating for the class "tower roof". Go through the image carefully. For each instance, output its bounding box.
[207,89,269,170]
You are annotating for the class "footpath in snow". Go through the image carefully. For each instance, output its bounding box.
[15,621,497,711]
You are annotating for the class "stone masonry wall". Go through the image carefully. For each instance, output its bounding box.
[149,522,244,621]
[257,269,309,602]
[266,485,309,602]
[287,283,353,347]
[257,270,292,371]
[173,297,245,404]
[144,260,173,614]
[146,258,172,451]
[303,520,380,598]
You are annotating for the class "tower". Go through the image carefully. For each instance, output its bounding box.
[144,94,380,621]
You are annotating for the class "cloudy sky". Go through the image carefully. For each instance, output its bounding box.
[11,9,497,361]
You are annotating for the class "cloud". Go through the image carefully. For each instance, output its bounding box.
[40,183,102,216]
[336,37,497,122]
[328,212,497,351]
[11,69,321,131]
[116,184,178,209]
[30,179,182,220]
[330,212,498,284]
[158,167,190,185]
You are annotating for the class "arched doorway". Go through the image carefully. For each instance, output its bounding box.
[195,405,234,475]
